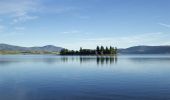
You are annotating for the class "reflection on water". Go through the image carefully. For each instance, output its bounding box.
[0,55,170,100]
[1,55,170,66]
[81,56,117,65]
[61,56,117,65]
[0,55,118,66]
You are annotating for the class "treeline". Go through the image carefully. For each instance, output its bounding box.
[60,46,117,55]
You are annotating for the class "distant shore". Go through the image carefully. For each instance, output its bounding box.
[0,51,59,55]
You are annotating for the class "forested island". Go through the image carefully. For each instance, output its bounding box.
[60,46,117,55]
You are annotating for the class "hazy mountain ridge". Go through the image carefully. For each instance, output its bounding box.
[119,46,170,54]
[1,44,170,54]
[0,44,63,52]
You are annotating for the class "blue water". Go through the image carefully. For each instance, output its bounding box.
[0,55,170,100]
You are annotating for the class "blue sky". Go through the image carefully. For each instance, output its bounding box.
[0,0,170,50]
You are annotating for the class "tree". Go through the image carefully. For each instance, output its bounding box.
[96,46,100,54]
[60,49,68,55]
[110,46,114,54]
[60,46,117,55]
[114,47,118,54]
[105,46,109,54]
[100,46,104,55]
[80,47,83,55]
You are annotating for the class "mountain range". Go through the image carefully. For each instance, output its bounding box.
[0,43,63,52]
[0,43,170,54]
[119,46,170,54]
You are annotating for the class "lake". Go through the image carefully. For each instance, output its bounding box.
[0,55,170,100]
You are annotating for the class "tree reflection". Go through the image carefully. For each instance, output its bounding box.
[95,56,117,65]
[61,56,118,65]
[0,56,118,66]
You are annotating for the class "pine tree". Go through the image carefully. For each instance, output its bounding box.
[106,46,109,54]
[114,47,117,54]
[80,47,83,55]
[101,46,104,55]
[96,46,100,54]
[110,46,114,54]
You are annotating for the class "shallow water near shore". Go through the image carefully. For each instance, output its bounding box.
[0,55,170,100]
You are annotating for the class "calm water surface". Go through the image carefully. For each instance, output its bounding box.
[0,55,170,100]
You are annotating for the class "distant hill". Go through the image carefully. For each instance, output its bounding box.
[29,45,63,52]
[0,44,63,52]
[1,44,170,54]
[119,46,170,54]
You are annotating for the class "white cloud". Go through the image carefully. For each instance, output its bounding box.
[12,14,38,24]
[61,30,91,35]
[61,30,81,34]
[14,27,25,31]
[76,32,170,49]
[0,0,39,15]
[158,23,170,28]
[0,0,40,24]
[57,32,168,50]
